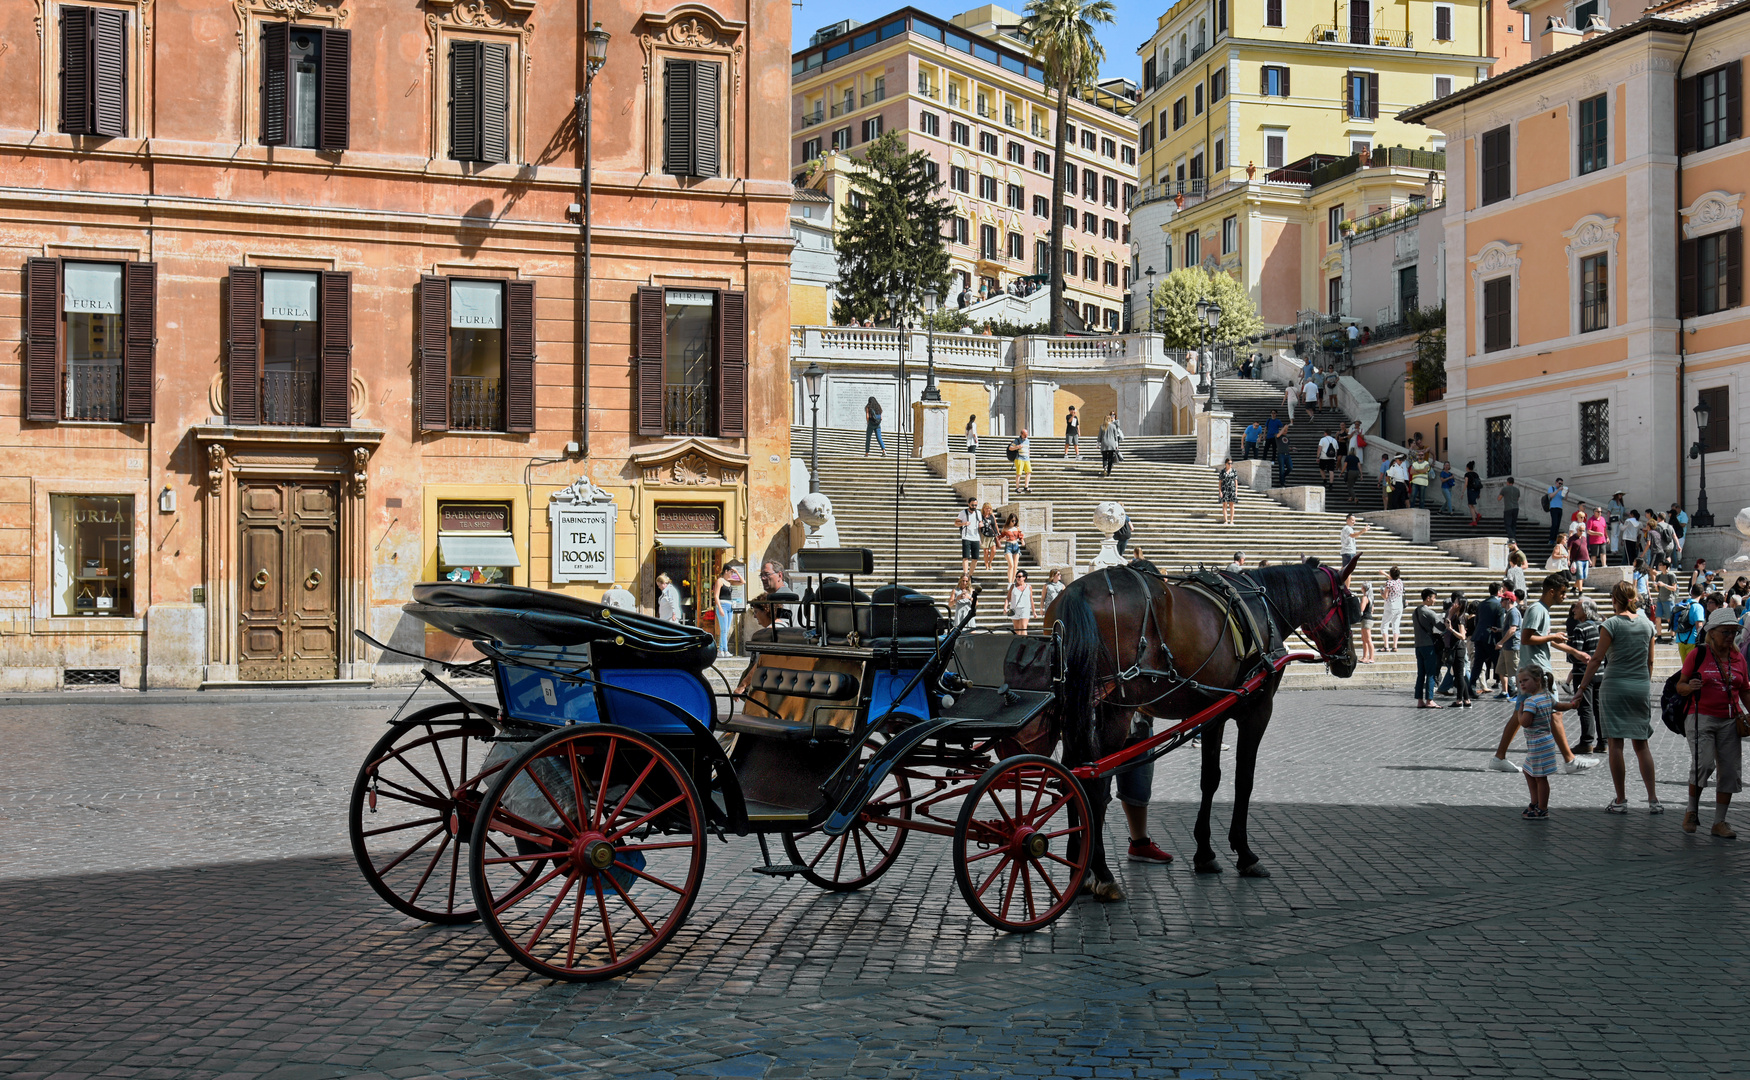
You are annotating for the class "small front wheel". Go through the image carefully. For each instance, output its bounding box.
[781,766,912,892]
[952,754,1090,933]
[469,724,707,982]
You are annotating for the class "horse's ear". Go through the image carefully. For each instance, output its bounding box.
[1340,553,1361,583]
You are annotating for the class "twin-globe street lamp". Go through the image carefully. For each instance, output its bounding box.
[1692,392,1716,528]
[803,361,824,494]
[1196,296,1224,412]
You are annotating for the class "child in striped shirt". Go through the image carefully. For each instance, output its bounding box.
[1513,667,1576,819]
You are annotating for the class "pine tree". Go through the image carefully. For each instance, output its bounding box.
[833,133,952,326]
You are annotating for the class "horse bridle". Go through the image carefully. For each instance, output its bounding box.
[1258,562,1356,669]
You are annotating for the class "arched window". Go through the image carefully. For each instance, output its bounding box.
[1197,19,1206,49]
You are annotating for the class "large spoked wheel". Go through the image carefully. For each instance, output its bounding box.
[348,703,500,924]
[781,765,912,892]
[952,754,1091,933]
[469,724,707,982]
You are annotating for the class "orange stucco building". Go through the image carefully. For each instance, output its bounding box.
[0,0,794,689]
[1404,0,1750,523]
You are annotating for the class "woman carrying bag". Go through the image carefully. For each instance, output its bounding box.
[864,397,886,456]
[1673,607,1749,837]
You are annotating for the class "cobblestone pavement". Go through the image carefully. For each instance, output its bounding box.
[2,686,1746,1079]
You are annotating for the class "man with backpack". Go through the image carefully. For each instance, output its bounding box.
[1317,429,1339,487]
[1675,584,1707,662]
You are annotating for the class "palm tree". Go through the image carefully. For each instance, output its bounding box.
[1021,0,1114,334]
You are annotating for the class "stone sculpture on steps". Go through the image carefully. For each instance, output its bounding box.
[1724,507,1750,568]
[796,492,840,549]
[1089,501,1128,570]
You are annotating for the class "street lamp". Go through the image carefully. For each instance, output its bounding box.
[921,286,941,401]
[1143,265,1157,333]
[1692,393,1715,528]
[576,21,611,455]
[803,361,824,493]
[1198,298,1224,412]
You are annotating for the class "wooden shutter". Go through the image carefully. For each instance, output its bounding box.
[90,8,127,137]
[1679,237,1699,318]
[716,290,746,437]
[318,28,350,152]
[1679,74,1697,155]
[226,267,262,425]
[481,42,510,164]
[1436,5,1451,39]
[504,278,535,432]
[636,286,665,436]
[261,22,290,145]
[1281,66,1290,96]
[664,60,696,176]
[695,61,721,178]
[1727,61,1743,143]
[417,276,449,430]
[1367,73,1380,119]
[450,40,481,161]
[121,261,155,424]
[59,7,92,136]
[1343,72,1353,117]
[24,258,61,423]
[1728,227,1744,310]
[1483,277,1510,352]
[318,271,350,427]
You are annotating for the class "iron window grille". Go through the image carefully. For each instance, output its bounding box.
[1579,399,1609,465]
[1485,415,1512,477]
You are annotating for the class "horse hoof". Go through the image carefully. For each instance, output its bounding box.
[1194,859,1223,875]
[1238,862,1271,879]
[1090,880,1128,902]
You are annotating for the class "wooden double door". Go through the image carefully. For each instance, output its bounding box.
[238,481,338,681]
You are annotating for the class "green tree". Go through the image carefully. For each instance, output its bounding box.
[832,132,952,326]
[1021,0,1115,334]
[1147,267,1265,348]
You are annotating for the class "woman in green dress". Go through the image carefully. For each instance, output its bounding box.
[1565,579,1661,814]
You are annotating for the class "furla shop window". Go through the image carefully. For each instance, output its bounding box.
[50,494,134,617]
[22,257,157,424]
[224,268,352,428]
[417,276,536,433]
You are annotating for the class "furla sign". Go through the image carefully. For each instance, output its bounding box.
[548,478,617,583]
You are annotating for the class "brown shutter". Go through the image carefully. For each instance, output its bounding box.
[664,60,695,176]
[1367,72,1380,120]
[717,290,747,437]
[226,267,262,425]
[636,286,665,436]
[261,22,290,145]
[1679,237,1699,318]
[318,28,350,152]
[481,42,509,164]
[695,61,721,178]
[121,261,155,424]
[90,8,127,138]
[1727,227,1743,310]
[60,7,92,136]
[1727,61,1743,143]
[1281,65,1290,97]
[318,270,350,427]
[449,40,481,161]
[1343,71,1352,117]
[1679,74,1697,155]
[24,258,61,423]
[418,276,450,430]
[504,278,535,432]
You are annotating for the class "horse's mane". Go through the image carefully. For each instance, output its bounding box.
[1239,561,1330,627]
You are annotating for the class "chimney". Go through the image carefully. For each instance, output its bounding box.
[1542,15,1584,54]
[1581,14,1610,42]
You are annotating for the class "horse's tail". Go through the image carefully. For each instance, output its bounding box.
[1053,582,1105,767]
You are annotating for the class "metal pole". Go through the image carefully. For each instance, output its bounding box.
[577,82,594,456]
[922,320,939,401]
[1697,443,1713,528]
[809,396,820,494]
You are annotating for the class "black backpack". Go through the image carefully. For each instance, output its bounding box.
[1006,442,1020,461]
[1661,669,1691,736]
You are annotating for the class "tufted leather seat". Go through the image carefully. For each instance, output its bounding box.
[746,666,859,701]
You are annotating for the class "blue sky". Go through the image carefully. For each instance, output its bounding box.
[789,0,1154,81]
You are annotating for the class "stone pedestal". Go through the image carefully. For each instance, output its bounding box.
[1435,535,1508,570]
[953,477,1008,507]
[1234,459,1272,492]
[998,502,1053,534]
[1583,565,1633,591]
[912,399,951,459]
[924,451,976,483]
[1361,508,1431,544]
[1026,533,1077,573]
[1194,409,1235,467]
[1270,486,1326,513]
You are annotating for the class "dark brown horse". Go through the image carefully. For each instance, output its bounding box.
[1044,556,1360,897]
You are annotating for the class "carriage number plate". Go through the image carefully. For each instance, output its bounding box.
[541,678,558,707]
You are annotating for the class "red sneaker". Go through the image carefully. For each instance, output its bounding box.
[1127,837,1174,864]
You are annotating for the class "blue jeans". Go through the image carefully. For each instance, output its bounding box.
[1440,487,1453,513]
[865,419,886,454]
[1411,483,1427,508]
[1415,645,1442,702]
[717,600,735,655]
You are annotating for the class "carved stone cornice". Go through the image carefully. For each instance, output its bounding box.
[628,437,750,487]
[1680,190,1743,240]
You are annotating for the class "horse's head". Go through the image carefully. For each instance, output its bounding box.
[1302,555,1360,678]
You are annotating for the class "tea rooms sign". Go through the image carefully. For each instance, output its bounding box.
[548,478,617,584]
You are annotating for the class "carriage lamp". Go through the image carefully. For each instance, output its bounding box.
[804,361,825,494]
[585,22,611,74]
[1693,393,1715,527]
[921,287,941,402]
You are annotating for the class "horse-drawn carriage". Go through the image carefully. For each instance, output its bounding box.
[348,548,1360,981]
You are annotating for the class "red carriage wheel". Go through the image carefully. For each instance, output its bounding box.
[468,724,707,982]
[780,766,912,892]
[348,703,500,925]
[952,754,1091,933]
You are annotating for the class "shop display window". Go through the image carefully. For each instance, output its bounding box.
[51,494,134,617]
[436,500,519,584]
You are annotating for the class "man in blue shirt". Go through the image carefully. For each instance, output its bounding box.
[1546,478,1568,546]
[1242,420,1263,460]
[1264,410,1285,463]
[1670,503,1690,567]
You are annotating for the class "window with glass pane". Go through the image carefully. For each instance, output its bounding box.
[290,30,320,147]
[1699,386,1730,452]
[1485,415,1512,477]
[1580,253,1608,332]
[62,262,123,421]
[1222,215,1237,254]
[1579,399,1609,465]
[1483,276,1512,351]
[261,270,321,425]
[1578,94,1608,174]
[449,279,505,431]
[1700,68,1731,150]
[1700,232,1731,314]
[50,494,134,617]
[664,290,716,436]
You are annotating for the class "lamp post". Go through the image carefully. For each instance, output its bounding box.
[921,286,941,401]
[576,21,610,455]
[1198,298,1224,412]
[1143,265,1157,333]
[803,362,824,493]
[1692,393,1716,528]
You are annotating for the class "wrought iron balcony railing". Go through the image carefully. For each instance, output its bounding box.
[449,376,503,431]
